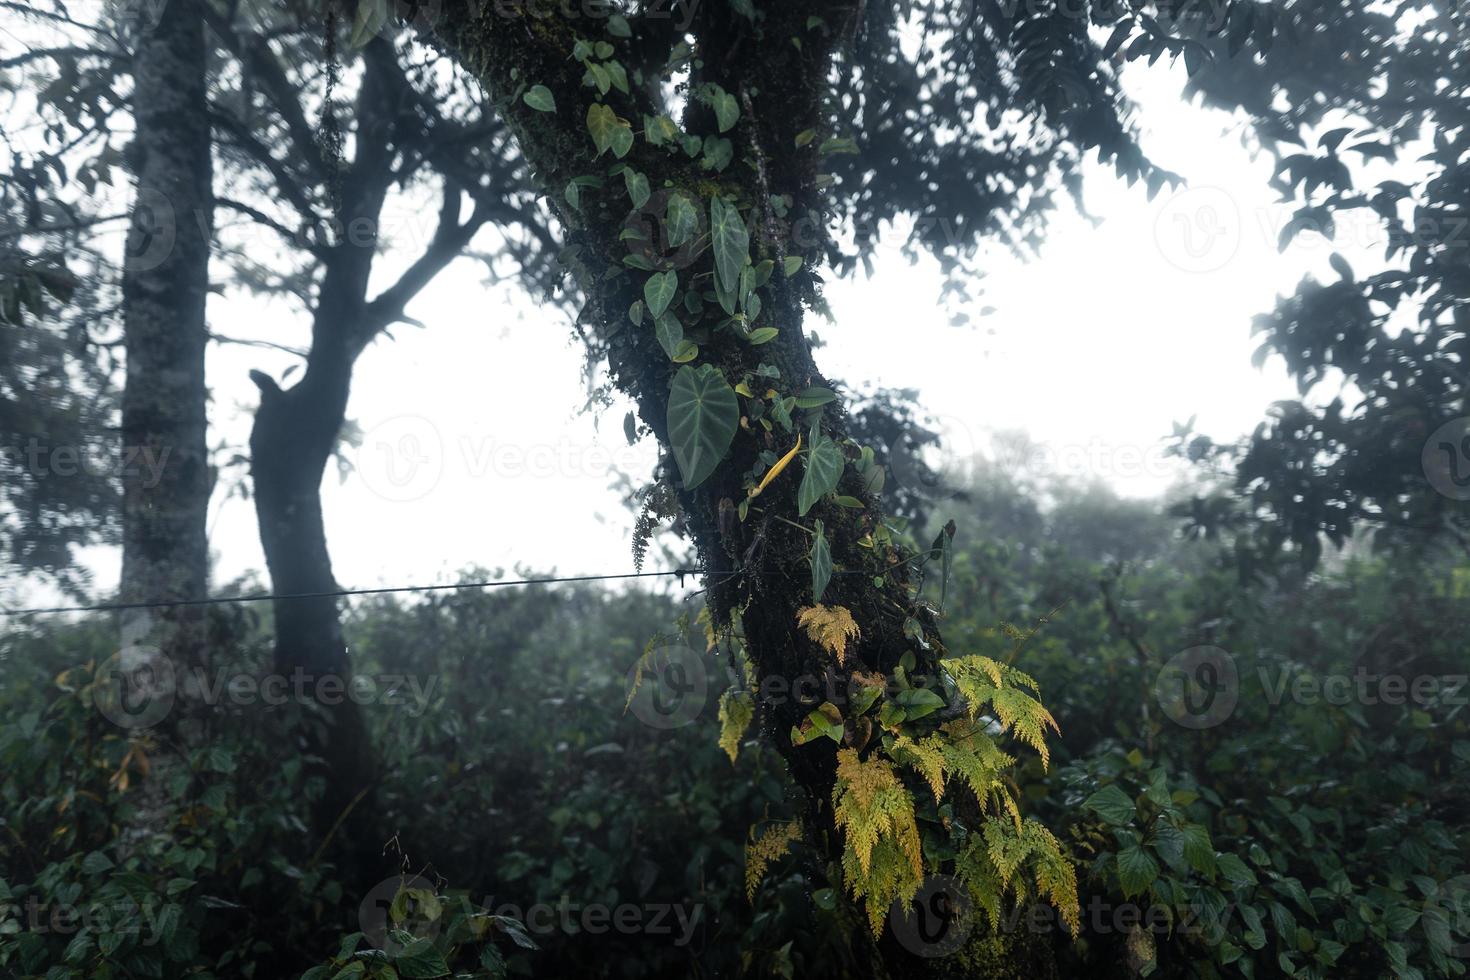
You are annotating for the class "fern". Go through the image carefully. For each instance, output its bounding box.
[796,604,861,665]
[946,655,1059,768]
[970,816,1081,937]
[717,688,754,763]
[745,820,802,901]
[832,748,923,935]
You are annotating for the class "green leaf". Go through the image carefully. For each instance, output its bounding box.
[628,299,644,326]
[393,937,450,979]
[746,326,778,345]
[709,197,750,296]
[522,84,556,112]
[896,687,945,720]
[349,0,389,48]
[1180,823,1216,875]
[711,86,739,132]
[644,270,677,318]
[623,168,650,208]
[1217,852,1258,887]
[606,13,632,36]
[798,432,844,516]
[586,103,619,155]
[701,136,733,170]
[654,311,684,360]
[646,114,679,146]
[586,62,612,95]
[794,386,836,408]
[810,521,832,602]
[783,255,803,276]
[610,124,634,158]
[1116,845,1159,897]
[668,364,739,489]
[1083,784,1136,826]
[665,193,697,248]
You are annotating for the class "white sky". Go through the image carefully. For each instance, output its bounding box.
[68,56,1401,599]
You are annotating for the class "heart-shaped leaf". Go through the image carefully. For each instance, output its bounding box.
[586,103,619,155]
[810,521,832,602]
[665,193,697,248]
[644,270,677,318]
[623,168,650,208]
[798,432,844,516]
[709,197,749,294]
[523,85,556,112]
[654,311,684,360]
[668,364,738,489]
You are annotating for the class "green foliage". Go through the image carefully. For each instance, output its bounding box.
[796,432,844,517]
[667,364,739,489]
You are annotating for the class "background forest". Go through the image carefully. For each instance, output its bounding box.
[2,0,1469,977]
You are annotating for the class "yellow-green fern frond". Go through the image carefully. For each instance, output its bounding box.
[975,817,1080,937]
[832,748,924,934]
[745,821,802,901]
[796,604,861,665]
[889,734,948,800]
[946,656,1060,769]
[718,688,754,763]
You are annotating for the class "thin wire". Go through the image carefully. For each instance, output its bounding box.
[0,567,887,619]
[0,569,700,618]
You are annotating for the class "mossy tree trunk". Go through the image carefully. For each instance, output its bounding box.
[117,0,214,851]
[417,3,1072,974]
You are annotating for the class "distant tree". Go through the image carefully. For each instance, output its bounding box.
[1157,0,1469,574]
[0,0,558,867]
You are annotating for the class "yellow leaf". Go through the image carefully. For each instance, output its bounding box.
[796,604,861,665]
[748,434,801,498]
[745,821,802,901]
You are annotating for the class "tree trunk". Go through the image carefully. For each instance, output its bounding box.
[117,0,214,850]
[248,298,383,874]
[420,5,1076,975]
[421,5,1060,975]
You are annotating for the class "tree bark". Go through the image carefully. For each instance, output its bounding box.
[244,39,399,871]
[117,0,214,848]
[419,5,1024,974]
